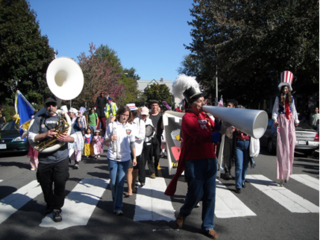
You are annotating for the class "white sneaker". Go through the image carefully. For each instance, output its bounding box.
[114,209,123,216]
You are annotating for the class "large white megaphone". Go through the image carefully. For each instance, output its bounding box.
[203,106,268,139]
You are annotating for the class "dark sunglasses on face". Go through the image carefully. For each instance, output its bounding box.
[46,102,57,107]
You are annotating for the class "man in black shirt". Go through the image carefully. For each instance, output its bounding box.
[149,100,163,177]
[94,91,108,135]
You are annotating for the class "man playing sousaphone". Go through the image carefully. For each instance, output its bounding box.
[28,95,75,222]
[165,74,220,239]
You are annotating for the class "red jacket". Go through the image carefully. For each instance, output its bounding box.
[165,111,218,196]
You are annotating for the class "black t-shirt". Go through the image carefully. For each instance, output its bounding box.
[0,112,5,124]
[95,96,108,117]
[150,112,163,137]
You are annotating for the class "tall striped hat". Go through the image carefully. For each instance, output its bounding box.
[278,70,293,91]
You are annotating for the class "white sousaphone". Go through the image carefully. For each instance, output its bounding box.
[28,57,84,153]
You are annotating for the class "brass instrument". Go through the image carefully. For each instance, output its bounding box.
[34,111,70,152]
[28,57,84,153]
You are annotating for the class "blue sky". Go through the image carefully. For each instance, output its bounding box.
[28,0,195,81]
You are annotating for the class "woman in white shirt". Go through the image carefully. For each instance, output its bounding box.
[104,106,136,215]
[125,104,145,197]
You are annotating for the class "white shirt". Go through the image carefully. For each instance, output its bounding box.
[310,113,319,126]
[105,121,135,162]
[272,96,299,124]
[131,117,145,156]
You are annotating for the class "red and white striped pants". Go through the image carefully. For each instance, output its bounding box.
[277,114,296,180]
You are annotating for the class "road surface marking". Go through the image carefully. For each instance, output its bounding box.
[215,180,256,218]
[134,177,175,221]
[290,174,319,191]
[40,178,109,229]
[246,174,319,213]
[0,180,42,224]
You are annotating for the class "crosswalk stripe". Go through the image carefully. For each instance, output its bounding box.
[0,180,42,224]
[215,180,256,218]
[246,174,319,213]
[40,178,109,229]
[134,177,175,221]
[290,174,319,191]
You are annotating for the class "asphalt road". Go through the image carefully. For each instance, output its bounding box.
[0,146,318,240]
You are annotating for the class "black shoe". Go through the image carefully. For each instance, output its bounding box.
[224,173,231,180]
[242,182,246,188]
[52,209,62,222]
[74,163,79,169]
[235,188,241,194]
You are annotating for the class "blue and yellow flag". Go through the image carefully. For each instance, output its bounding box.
[14,90,35,137]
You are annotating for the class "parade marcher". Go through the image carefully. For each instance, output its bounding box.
[93,130,103,158]
[219,99,237,180]
[165,74,220,239]
[149,100,163,177]
[69,108,84,169]
[125,103,145,197]
[234,105,251,194]
[78,107,87,135]
[106,97,118,128]
[88,108,98,134]
[84,128,94,158]
[104,106,136,216]
[94,91,108,136]
[272,71,299,186]
[0,107,6,129]
[28,95,75,222]
[140,106,155,186]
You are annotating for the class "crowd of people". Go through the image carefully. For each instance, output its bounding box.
[23,71,318,239]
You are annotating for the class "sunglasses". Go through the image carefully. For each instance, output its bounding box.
[46,102,57,107]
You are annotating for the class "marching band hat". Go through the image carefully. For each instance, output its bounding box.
[44,95,57,105]
[173,74,203,103]
[183,87,203,103]
[60,105,68,113]
[126,103,138,111]
[69,107,78,114]
[278,71,293,91]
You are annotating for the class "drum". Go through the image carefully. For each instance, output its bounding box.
[145,124,155,138]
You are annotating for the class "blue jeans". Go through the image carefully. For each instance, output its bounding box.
[180,158,217,231]
[235,140,250,189]
[108,159,130,211]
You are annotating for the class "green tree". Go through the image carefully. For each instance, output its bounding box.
[143,83,173,108]
[77,43,125,108]
[95,44,123,73]
[0,0,55,105]
[119,68,140,107]
[182,0,318,108]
